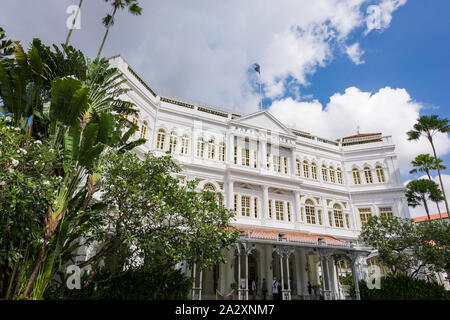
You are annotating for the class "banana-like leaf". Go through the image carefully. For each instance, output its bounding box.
[96,112,115,145]
[49,77,88,125]
[63,121,81,171]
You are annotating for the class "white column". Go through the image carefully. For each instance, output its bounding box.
[286,253,291,300]
[260,139,267,171]
[279,252,285,300]
[294,191,301,223]
[227,179,234,210]
[265,245,273,299]
[262,185,269,220]
[227,132,234,163]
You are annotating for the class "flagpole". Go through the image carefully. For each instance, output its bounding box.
[258,71,262,111]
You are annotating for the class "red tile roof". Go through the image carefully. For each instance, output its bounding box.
[413,212,448,223]
[234,227,349,247]
[342,133,382,140]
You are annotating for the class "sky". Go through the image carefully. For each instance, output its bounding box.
[1,0,449,217]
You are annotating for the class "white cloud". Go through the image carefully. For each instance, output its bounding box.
[345,42,365,64]
[405,174,450,218]
[365,0,407,34]
[268,86,450,174]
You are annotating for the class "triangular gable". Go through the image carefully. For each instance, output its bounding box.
[232,110,295,137]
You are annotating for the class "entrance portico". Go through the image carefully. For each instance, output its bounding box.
[194,228,370,300]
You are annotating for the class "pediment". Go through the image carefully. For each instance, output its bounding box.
[232,111,295,137]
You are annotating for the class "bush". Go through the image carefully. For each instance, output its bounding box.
[44,266,193,300]
[349,273,450,300]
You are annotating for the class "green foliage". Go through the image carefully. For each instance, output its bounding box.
[406,179,443,218]
[351,273,450,300]
[45,264,192,300]
[0,117,61,298]
[339,274,353,286]
[360,216,450,277]
[409,154,446,176]
[82,150,238,274]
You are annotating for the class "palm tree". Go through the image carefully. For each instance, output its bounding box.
[406,179,444,221]
[407,115,450,216]
[409,154,447,218]
[97,0,142,59]
[64,0,83,47]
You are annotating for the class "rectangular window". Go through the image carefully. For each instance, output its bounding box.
[345,214,350,229]
[234,194,238,212]
[254,151,258,168]
[322,166,328,182]
[318,209,323,225]
[254,197,258,218]
[328,211,333,227]
[266,153,271,169]
[218,143,225,162]
[242,148,250,166]
[359,208,372,225]
[303,162,310,178]
[301,207,304,222]
[337,170,343,184]
[287,202,292,222]
[311,164,318,180]
[330,168,336,183]
[379,206,393,218]
[334,210,344,228]
[234,146,238,164]
[296,159,301,176]
[283,157,288,174]
[273,155,281,172]
[275,200,284,221]
[241,196,251,217]
[269,200,273,218]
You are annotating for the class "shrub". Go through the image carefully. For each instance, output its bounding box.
[349,273,450,300]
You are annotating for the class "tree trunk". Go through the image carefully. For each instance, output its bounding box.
[65,0,83,47]
[422,195,431,221]
[97,7,117,59]
[426,169,442,219]
[22,241,48,298]
[429,136,448,218]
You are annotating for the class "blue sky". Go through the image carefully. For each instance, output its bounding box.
[264,0,450,183]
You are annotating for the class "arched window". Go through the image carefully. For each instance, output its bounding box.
[207,139,215,159]
[296,158,301,176]
[337,168,343,184]
[322,165,328,182]
[303,161,310,178]
[156,128,166,150]
[364,167,373,184]
[311,163,318,180]
[305,200,316,224]
[197,138,205,157]
[218,142,226,162]
[203,183,216,191]
[333,204,344,228]
[180,135,190,155]
[352,168,361,185]
[169,132,178,153]
[140,120,148,139]
[376,165,386,183]
[329,166,336,183]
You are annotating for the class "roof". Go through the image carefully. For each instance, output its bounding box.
[342,133,382,140]
[413,212,448,223]
[235,227,350,247]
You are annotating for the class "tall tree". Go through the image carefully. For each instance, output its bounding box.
[407,115,450,215]
[97,0,142,59]
[410,154,447,218]
[64,0,83,47]
[406,179,444,221]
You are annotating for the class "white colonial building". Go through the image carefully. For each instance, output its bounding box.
[108,55,410,300]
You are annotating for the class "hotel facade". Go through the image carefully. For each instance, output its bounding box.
[108,55,410,300]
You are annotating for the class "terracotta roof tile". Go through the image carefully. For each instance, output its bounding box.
[413,212,448,223]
